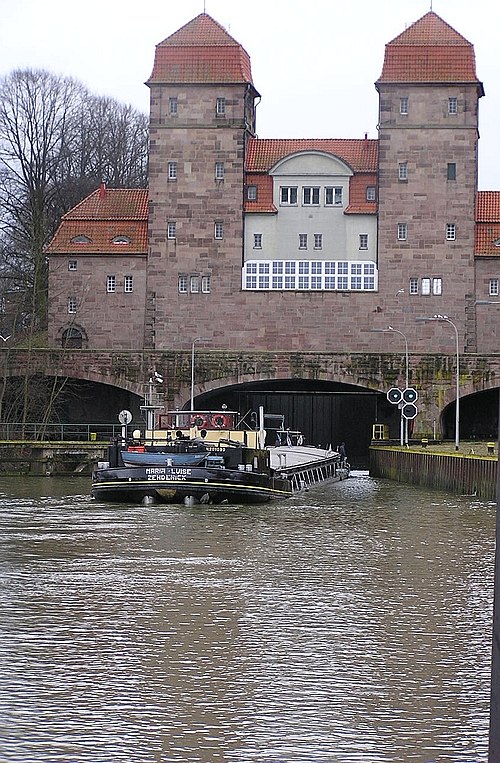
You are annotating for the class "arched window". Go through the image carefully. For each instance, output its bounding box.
[70,235,92,244]
[112,235,131,244]
[62,327,83,349]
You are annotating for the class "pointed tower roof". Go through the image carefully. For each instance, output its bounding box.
[147,13,258,90]
[376,11,483,92]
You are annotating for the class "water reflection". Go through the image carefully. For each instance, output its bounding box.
[0,473,493,762]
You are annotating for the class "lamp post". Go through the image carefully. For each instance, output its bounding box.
[416,314,460,451]
[190,337,211,411]
[371,326,410,445]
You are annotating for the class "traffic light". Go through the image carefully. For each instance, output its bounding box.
[402,387,418,403]
[387,387,403,404]
[402,403,418,420]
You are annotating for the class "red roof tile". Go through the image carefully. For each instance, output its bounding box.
[377,11,483,89]
[246,138,378,173]
[345,174,378,214]
[476,191,500,222]
[46,188,148,255]
[475,192,500,256]
[244,174,276,213]
[148,13,256,88]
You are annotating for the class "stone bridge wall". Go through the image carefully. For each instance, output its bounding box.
[1,348,499,435]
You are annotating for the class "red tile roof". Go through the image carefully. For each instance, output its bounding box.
[377,11,483,90]
[148,13,257,88]
[475,192,500,256]
[246,138,378,173]
[244,174,276,213]
[46,188,148,255]
[344,173,378,214]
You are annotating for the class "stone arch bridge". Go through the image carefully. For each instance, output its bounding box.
[1,348,499,437]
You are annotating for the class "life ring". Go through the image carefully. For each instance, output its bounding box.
[191,415,207,429]
[212,414,229,429]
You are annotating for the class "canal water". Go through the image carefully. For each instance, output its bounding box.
[0,473,494,763]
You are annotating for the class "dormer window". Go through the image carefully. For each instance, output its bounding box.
[112,235,131,245]
[71,235,91,244]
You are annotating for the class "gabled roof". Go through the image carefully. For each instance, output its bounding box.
[147,13,257,89]
[475,192,500,256]
[246,138,378,173]
[377,11,483,91]
[46,188,148,255]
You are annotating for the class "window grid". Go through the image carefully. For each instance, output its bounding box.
[169,97,178,115]
[124,276,133,293]
[448,97,458,115]
[366,186,376,201]
[247,185,257,201]
[214,222,224,240]
[397,223,408,241]
[298,234,308,250]
[398,162,408,181]
[409,278,419,295]
[216,97,226,116]
[489,279,499,297]
[242,260,378,291]
[167,221,176,240]
[253,233,262,249]
[106,275,116,293]
[215,162,225,180]
[190,276,200,294]
[67,297,77,314]
[168,162,177,180]
[359,234,368,250]
[201,276,211,294]
[400,97,409,115]
[178,275,188,293]
[446,223,456,241]
[314,234,323,250]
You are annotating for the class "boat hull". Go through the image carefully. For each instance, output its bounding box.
[91,464,293,505]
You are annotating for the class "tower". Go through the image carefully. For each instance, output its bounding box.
[375,12,484,350]
[145,13,259,349]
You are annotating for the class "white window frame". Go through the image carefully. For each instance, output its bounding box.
[298,234,308,250]
[448,97,458,115]
[169,97,178,115]
[67,296,77,314]
[190,275,200,294]
[106,275,116,293]
[446,223,456,241]
[359,234,368,250]
[400,97,409,115]
[489,278,499,297]
[178,275,188,293]
[421,278,431,296]
[214,222,224,240]
[242,259,378,292]
[409,278,419,295]
[68,260,77,271]
[215,162,225,180]
[397,223,408,241]
[253,233,262,249]
[325,186,343,206]
[167,221,176,240]
[398,162,408,181]
[124,275,133,293]
[303,186,320,206]
[314,233,323,250]
[168,161,177,181]
[280,186,298,205]
[201,276,211,294]
[216,97,226,116]
[432,277,442,296]
[366,186,376,202]
[247,185,257,201]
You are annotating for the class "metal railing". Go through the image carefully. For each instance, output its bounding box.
[0,422,131,442]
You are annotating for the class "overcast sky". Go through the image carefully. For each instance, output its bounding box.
[2,0,498,189]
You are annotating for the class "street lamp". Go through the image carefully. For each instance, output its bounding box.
[416,314,460,451]
[190,337,211,411]
[370,326,410,445]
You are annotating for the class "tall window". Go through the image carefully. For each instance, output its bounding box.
[421,278,431,295]
[190,275,200,293]
[106,275,116,293]
[298,234,308,250]
[409,277,419,295]
[398,162,408,181]
[124,276,133,293]
[67,296,77,314]
[490,278,499,296]
[215,162,225,180]
[169,97,178,115]
[448,97,458,115]
[314,234,323,250]
[247,185,257,201]
[400,97,409,115]
[359,234,368,250]
[280,186,298,205]
[325,187,343,206]
[167,221,176,240]
[303,187,320,205]
[366,186,376,201]
[253,233,262,249]
[216,97,226,116]
[168,161,177,180]
[178,275,188,294]
[432,278,442,295]
[201,276,211,294]
[447,163,457,180]
[214,221,224,240]
[446,223,456,241]
[397,223,408,241]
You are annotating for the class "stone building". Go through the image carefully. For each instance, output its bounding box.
[46,11,500,354]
